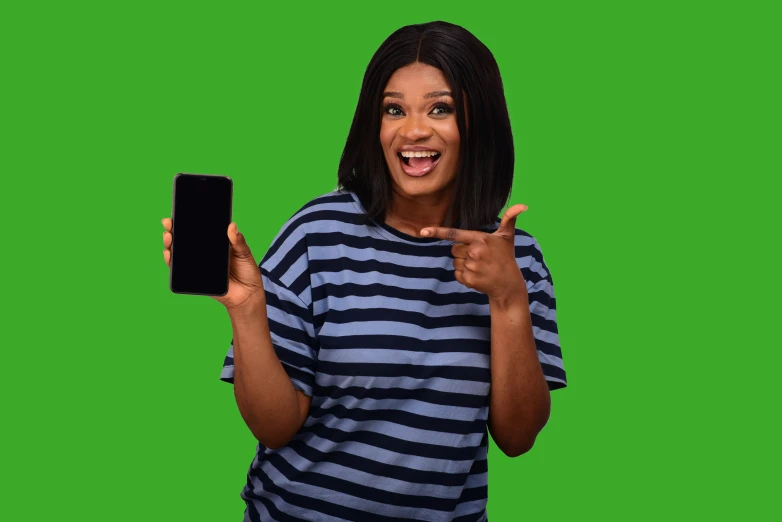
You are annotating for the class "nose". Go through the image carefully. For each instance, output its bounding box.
[399,113,433,141]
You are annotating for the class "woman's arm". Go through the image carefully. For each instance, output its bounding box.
[419,207,554,457]
[487,291,551,457]
[228,297,311,449]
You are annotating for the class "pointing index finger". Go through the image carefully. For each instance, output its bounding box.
[420,227,483,243]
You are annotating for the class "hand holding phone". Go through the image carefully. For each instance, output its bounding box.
[163,173,264,309]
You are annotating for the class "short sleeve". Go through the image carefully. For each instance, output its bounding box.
[219,272,318,397]
[517,234,567,390]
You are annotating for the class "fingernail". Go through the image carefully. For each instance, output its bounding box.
[421,229,430,236]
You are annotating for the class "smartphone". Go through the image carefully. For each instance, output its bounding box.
[169,173,233,296]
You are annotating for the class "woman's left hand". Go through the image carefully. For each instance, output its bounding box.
[421,204,529,304]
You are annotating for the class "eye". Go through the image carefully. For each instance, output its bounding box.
[430,103,454,116]
[384,104,404,117]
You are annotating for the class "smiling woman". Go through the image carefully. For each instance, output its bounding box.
[163,20,567,522]
[339,22,515,233]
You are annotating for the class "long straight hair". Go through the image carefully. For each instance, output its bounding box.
[337,21,515,231]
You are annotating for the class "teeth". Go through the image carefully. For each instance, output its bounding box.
[400,151,439,158]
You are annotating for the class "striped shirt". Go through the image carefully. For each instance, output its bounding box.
[220,190,566,522]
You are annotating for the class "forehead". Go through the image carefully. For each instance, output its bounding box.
[384,63,452,95]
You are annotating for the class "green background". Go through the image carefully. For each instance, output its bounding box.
[2,0,778,520]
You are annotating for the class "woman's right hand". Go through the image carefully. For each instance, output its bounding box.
[162,218,265,310]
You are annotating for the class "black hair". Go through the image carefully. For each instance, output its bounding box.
[337,21,515,231]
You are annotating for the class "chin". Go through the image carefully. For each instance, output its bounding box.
[391,174,451,199]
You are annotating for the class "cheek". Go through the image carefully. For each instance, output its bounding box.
[443,126,460,170]
[447,125,461,150]
[437,121,460,151]
[379,122,395,152]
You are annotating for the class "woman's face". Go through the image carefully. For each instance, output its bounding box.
[380,63,460,202]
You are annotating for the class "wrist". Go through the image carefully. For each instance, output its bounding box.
[226,295,267,321]
[489,288,528,312]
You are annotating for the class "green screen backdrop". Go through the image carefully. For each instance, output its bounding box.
[2,0,778,520]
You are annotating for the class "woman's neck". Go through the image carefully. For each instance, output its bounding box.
[384,187,456,238]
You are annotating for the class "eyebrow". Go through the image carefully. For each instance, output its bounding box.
[382,90,453,99]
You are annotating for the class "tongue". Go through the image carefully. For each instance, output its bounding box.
[408,156,435,168]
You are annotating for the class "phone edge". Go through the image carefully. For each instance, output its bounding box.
[169,173,181,294]
[222,175,234,297]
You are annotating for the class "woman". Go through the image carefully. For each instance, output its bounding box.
[162,21,566,522]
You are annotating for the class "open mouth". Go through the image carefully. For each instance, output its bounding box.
[398,150,442,177]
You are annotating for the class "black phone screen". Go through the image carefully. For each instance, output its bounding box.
[170,174,233,296]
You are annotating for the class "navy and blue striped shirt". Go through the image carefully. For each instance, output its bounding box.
[220,190,566,521]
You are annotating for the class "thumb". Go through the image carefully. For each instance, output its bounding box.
[228,222,253,258]
[495,204,528,237]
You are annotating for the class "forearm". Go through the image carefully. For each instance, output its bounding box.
[488,292,551,457]
[228,299,305,449]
